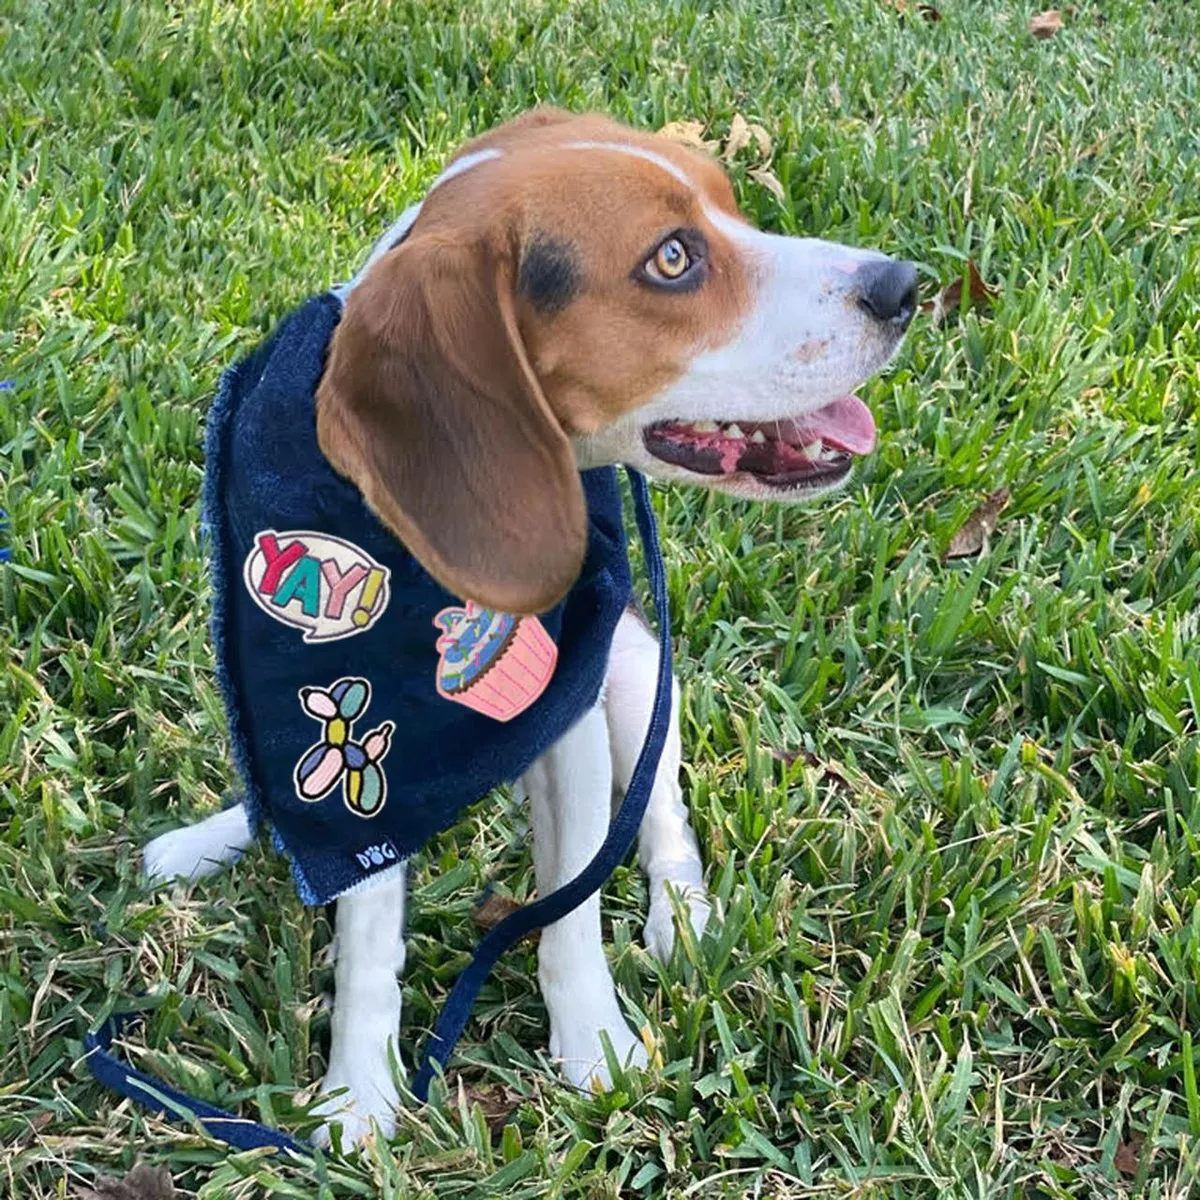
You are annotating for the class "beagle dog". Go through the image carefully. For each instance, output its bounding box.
[143,107,916,1148]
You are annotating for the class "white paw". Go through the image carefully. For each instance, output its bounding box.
[143,806,252,885]
[644,880,712,963]
[310,1062,401,1151]
[143,827,229,884]
[551,1014,649,1091]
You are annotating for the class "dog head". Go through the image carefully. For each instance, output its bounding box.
[317,108,916,613]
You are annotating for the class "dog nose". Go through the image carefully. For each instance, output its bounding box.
[853,259,918,329]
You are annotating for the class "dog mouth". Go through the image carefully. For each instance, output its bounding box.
[642,395,876,490]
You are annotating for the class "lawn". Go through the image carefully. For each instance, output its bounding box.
[3,0,1200,1195]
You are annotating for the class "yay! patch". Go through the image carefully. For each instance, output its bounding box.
[244,530,390,642]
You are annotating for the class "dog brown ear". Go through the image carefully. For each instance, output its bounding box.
[316,233,587,614]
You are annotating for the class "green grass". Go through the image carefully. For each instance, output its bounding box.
[3,0,1200,1194]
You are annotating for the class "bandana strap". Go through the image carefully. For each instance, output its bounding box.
[83,1012,311,1156]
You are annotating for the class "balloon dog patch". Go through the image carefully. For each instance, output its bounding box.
[244,530,390,642]
[292,677,394,818]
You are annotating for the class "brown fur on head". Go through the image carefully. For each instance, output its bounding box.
[315,108,751,614]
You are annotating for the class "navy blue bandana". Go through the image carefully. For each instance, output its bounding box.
[203,293,633,905]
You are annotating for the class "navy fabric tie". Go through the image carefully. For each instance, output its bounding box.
[84,467,672,1153]
[83,1011,312,1157]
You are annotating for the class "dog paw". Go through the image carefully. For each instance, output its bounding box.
[143,807,251,885]
[310,1066,400,1151]
[644,880,712,963]
[143,828,226,885]
[551,1015,649,1092]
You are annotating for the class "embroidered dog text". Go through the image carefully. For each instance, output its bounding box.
[355,842,399,872]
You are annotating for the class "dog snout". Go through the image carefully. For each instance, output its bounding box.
[852,258,918,331]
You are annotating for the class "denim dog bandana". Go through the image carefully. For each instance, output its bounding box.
[86,290,674,1150]
[205,292,634,906]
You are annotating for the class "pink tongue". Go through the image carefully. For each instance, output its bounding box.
[784,395,876,455]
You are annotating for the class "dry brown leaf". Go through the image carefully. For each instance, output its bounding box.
[768,747,849,790]
[471,891,523,931]
[723,113,752,160]
[11,1109,54,1149]
[747,122,773,157]
[450,1075,523,1136]
[1114,1135,1146,1177]
[657,120,714,150]
[77,1165,176,1200]
[944,488,1011,560]
[769,746,810,768]
[920,259,999,325]
[749,167,786,204]
[1029,9,1063,38]
[883,0,939,16]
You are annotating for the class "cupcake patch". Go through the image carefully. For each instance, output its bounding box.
[433,602,557,722]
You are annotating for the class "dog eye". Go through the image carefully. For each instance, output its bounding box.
[634,228,708,291]
[647,237,691,280]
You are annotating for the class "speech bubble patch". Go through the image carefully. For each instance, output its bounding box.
[243,529,390,642]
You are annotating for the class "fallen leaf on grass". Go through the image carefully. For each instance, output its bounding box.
[749,166,786,203]
[944,488,1011,560]
[471,891,523,930]
[747,122,773,157]
[78,1164,176,1200]
[881,0,941,18]
[920,260,999,325]
[768,747,850,790]
[723,113,752,160]
[1114,1135,1146,1177]
[449,1075,523,1136]
[10,1109,53,1149]
[658,120,715,150]
[769,746,809,768]
[662,114,773,165]
[721,114,773,160]
[1029,9,1063,38]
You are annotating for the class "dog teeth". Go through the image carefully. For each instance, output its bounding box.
[750,429,767,443]
[726,423,745,439]
[800,440,823,459]
[693,420,718,433]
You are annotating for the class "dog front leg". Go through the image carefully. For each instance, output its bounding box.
[605,610,712,961]
[522,704,647,1089]
[143,802,254,884]
[312,867,406,1149]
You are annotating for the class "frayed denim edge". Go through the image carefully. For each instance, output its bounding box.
[202,292,349,908]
